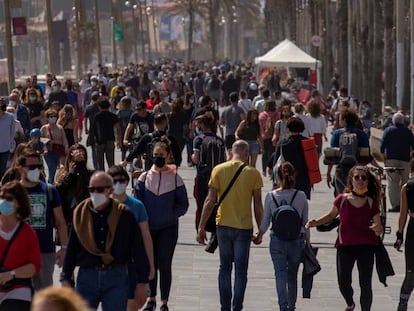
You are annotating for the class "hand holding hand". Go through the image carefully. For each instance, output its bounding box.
[252,232,262,245]
[306,219,318,229]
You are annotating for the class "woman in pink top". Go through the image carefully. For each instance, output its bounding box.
[258,100,279,176]
[307,166,382,311]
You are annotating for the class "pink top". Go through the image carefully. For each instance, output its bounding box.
[335,193,380,246]
[258,111,279,139]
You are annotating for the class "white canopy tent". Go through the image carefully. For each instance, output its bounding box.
[255,39,322,91]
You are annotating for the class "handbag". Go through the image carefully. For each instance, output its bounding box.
[273,144,284,185]
[0,222,25,290]
[48,125,66,157]
[205,163,247,232]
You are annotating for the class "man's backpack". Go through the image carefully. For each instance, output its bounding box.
[271,190,302,240]
[264,113,276,137]
[197,135,225,176]
[338,130,359,168]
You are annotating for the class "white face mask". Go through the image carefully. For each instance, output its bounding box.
[90,193,108,208]
[125,91,132,97]
[91,81,97,87]
[113,182,127,195]
[26,168,40,183]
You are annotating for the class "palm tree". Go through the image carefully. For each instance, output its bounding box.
[165,0,209,62]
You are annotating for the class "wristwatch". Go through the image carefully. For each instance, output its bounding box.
[10,270,16,279]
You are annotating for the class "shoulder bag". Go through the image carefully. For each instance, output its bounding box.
[205,163,247,232]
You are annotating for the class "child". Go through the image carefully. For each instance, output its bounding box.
[28,128,45,154]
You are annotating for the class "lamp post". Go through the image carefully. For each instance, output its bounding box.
[46,0,54,74]
[137,1,146,62]
[125,1,138,63]
[144,0,151,61]
[73,3,82,79]
[94,0,102,66]
[3,0,15,92]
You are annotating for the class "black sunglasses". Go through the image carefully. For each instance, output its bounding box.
[88,186,111,193]
[353,175,368,181]
[25,164,42,170]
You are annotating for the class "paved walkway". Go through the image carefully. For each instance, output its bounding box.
[52,139,411,311]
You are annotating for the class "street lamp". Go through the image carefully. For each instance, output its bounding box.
[125,0,138,63]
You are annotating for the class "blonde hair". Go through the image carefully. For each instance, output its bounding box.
[31,286,91,311]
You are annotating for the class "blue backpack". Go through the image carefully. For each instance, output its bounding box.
[271,190,301,240]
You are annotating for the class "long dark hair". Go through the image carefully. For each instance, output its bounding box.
[344,165,380,201]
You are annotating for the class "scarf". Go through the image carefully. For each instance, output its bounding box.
[72,198,125,265]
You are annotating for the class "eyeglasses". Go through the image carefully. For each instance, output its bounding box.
[113,179,127,184]
[88,186,111,193]
[25,164,42,170]
[353,175,368,181]
[0,194,15,201]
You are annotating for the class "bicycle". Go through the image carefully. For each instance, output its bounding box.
[368,166,405,240]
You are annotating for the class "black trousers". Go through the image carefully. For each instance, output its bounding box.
[398,218,414,310]
[336,245,375,311]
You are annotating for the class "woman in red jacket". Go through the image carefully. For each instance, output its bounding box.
[0,181,41,311]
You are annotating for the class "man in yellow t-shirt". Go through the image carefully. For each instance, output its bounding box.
[197,140,263,311]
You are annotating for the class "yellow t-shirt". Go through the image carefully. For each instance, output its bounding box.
[209,160,263,229]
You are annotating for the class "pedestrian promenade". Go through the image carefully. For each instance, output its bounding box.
[53,143,411,311]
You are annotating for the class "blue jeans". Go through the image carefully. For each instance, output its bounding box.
[91,145,97,169]
[43,151,60,184]
[270,236,305,311]
[216,225,252,311]
[76,266,128,311]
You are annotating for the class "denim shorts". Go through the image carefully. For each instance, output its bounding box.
[247,140,260,154]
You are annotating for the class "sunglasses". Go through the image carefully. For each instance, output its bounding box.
[353,175,368,181]
[88,186,111,193]
[25,164,42,170]
[0,194,15,201]
[113,179,127,184]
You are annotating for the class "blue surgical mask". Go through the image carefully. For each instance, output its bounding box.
[49,116,57,124]
[195,127,202,136]
[0,200,14,216]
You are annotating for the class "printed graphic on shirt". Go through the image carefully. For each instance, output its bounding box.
[27,194,47,229]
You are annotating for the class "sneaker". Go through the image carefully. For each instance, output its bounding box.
[143,300,156,311]
[160,304,169,311]
[345,303,355,311]
[205,233,218,253]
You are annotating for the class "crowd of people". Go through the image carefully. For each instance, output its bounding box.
[0,60,414,311]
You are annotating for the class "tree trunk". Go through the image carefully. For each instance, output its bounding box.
[383,0,394,109]
[371,0,384,112]
[208,0,217,60]
[337,0,348,87]
[187,1,194,62]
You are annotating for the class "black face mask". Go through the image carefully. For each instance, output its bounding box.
[0,105,6,112]
[153,156,166,168]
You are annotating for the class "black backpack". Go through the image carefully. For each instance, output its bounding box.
[197,135,225,176]
[270,190,302,240]
[338,129,359,168]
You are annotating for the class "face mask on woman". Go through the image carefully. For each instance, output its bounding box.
[153,156,166,168]
[0,200,14,216]
[49,116,57,124]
